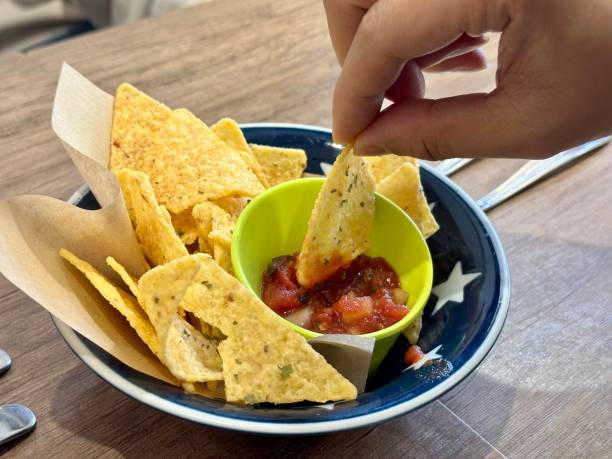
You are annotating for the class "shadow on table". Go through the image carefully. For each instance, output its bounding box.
[42,365,520,458]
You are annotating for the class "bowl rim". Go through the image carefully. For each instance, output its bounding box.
[54,122,510,435]
[231,176,434,341]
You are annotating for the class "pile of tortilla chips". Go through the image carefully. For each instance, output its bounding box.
[58,82,438,404]
[109,84,307,272]
[60,84,360,404]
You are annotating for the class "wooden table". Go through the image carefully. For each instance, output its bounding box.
[0,1,610,457]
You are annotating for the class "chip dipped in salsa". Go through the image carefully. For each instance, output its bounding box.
[262,254,410,335]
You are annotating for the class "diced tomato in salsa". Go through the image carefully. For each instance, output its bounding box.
[261,254,409,335]
[261,256,301,313]
[404,344,425,366]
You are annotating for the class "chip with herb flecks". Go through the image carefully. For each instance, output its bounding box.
[297,145,375,288]
[376,162,439,238]
[149,109,265,213]
[138,255,223,383]
[249,143,307,187]
[140,254,357,404]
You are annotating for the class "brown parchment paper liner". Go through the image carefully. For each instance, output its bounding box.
[0,63,374,393]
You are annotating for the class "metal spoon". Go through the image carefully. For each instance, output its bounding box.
[0,349,11,375]
[0,405,36,446]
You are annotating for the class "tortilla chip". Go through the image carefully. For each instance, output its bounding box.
[116,169,188,266]
[138,256,223,382]
[249,144,307,187]
[207,205,235,273]
[297,146,375,288]
[212,118,270,188]
[403,312,423,345]
[210,205,234,246]
[192,201,218,255]
[164,317,224,382]
[106,256,141,305]
[376,162,439,238]
[110,83,172,171]
[364,154,417,185]
[182,381,225,400]
[170,210,198,245]
[59,249,160,358]
[213,196,250,219]
[113,97,263,214]
[143,254,357,404]
[155,110,264,213]
[212,241,233,274]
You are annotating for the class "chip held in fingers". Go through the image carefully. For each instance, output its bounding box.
[297,145,376,288]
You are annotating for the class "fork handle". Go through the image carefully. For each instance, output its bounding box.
[476,136,611,212]
[436,157,475,176]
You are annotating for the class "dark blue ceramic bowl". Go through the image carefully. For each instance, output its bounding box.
[54,123,510,435]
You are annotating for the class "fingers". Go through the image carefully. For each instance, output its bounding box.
[385,36,488,103]
[383,47,487,105]
[415,34,488,69]
[332,0,511,143]
[354,91,533,160]
[384,61,426,102]
[425,49,487,72]
[322,0,375,64]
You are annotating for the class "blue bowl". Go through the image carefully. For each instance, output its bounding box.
[54,123,510,435]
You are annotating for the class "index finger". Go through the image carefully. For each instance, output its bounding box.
[333,0,510,143]
[323,0,375,64]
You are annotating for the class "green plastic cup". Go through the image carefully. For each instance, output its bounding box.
[232,177,433,374]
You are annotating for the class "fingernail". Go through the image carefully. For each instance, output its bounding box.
[355,144,385,156]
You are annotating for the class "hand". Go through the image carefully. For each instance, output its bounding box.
[324,0,612,159]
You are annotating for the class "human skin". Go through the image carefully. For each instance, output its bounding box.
[324,0,612,159]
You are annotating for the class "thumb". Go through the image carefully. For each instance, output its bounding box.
[354,92,537,160]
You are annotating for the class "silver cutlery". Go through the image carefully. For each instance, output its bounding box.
[0,405,36,446]
[0,351,36,448]
[436,157,475,176]
[475,136,611,211]
[0,349,10,375]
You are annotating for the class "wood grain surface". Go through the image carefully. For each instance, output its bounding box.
[0,1,610,457]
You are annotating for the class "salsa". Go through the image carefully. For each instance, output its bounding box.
[262,254,409,335]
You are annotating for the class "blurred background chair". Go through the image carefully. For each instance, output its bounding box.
[0,0,209,54]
